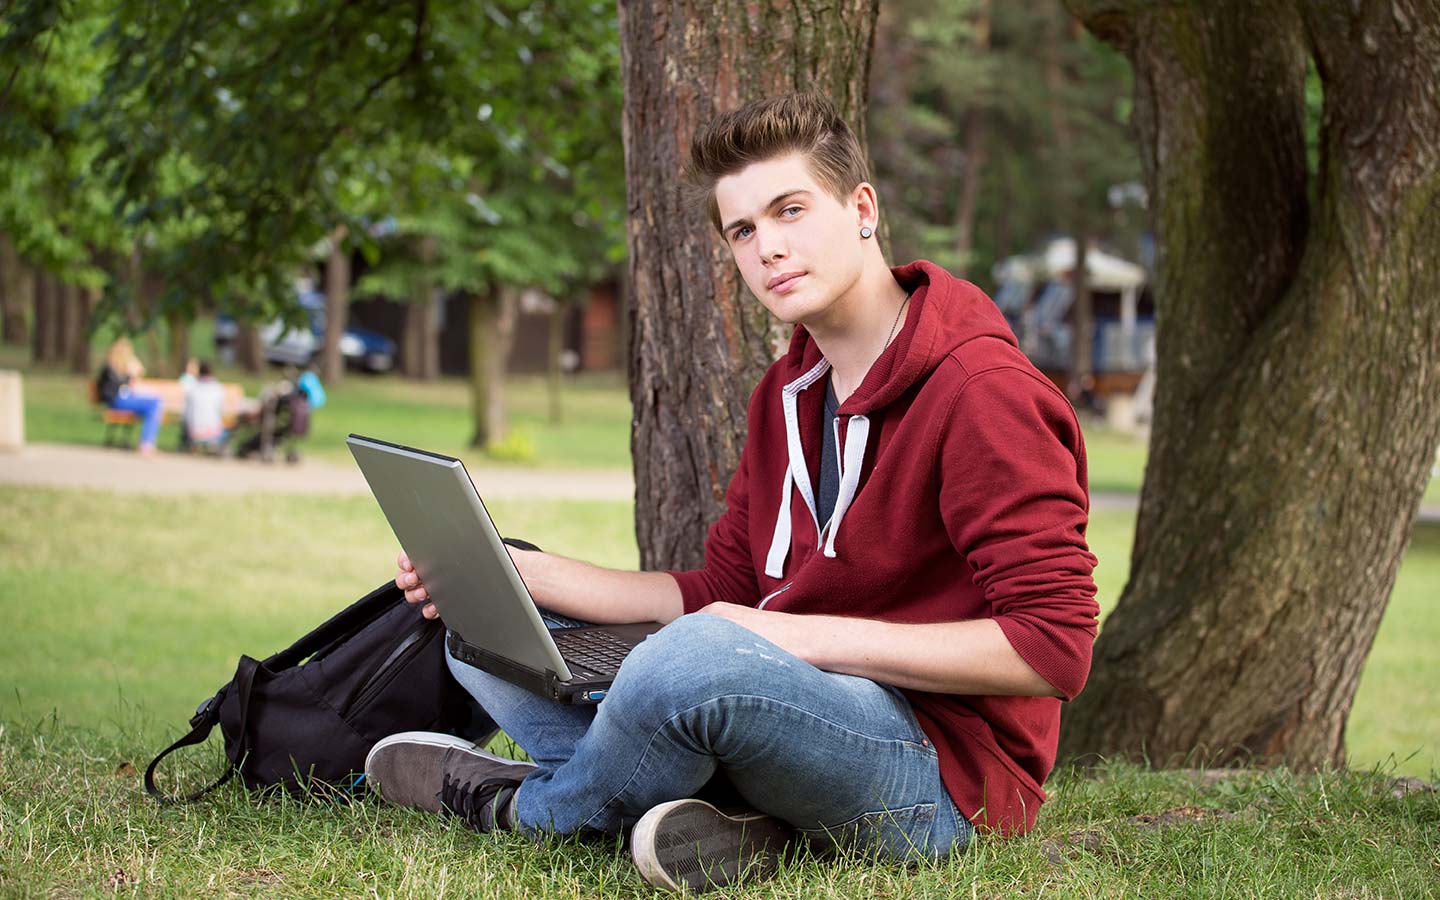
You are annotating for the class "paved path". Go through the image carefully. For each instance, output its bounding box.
[0,442,635,501]
[1,442,1436,521]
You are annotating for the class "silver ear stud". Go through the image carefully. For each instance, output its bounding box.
[860,226,873,239]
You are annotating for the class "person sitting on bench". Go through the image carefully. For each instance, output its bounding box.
[96,337,163,457]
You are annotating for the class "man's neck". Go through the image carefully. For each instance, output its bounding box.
[806,259,910,405]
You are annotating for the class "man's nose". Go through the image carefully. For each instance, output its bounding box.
[756,222,787,262]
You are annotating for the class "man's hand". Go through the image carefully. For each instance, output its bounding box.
[696,602,813,659]
[396,551,439,620]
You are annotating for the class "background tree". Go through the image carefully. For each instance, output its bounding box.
[0,1,122,373]
[6,0,627,447]
[619,0,882,570]
[1057,0,1440,769]
[869,0,1138,287]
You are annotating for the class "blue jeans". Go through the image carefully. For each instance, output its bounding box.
[446,612,972,861]
[110,391,163,447]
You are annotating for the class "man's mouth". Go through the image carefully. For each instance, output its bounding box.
[767,272,805,292]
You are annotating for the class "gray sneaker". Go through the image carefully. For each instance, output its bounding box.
[630,798,795,892]
[364,731,538,832]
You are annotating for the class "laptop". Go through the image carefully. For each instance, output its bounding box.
[346,434,663,705]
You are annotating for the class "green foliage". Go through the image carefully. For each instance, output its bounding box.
[0,0,625,334]
[872,0,1143,283]
[0,1,122,286]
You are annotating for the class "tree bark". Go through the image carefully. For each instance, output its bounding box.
[320,224,349,383]
[0,234,32,346]
[618,0,880,570]
[1059,0,1440,769]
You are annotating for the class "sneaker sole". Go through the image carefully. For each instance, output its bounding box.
[631,799,793,892]
[363,730,483,779]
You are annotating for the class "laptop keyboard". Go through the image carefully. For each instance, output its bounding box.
[552,629,634,676]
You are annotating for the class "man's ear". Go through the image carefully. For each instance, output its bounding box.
[852,182,880,230]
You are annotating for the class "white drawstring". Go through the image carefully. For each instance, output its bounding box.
[765,358,829,578]
[824,414,870,559]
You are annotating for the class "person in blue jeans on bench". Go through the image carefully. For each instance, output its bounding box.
[97,337,163,457]
[365,93,1100,893]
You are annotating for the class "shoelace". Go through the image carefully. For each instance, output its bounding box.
[437,773,520,833]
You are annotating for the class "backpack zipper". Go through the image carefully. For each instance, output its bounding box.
[344,623,431,716]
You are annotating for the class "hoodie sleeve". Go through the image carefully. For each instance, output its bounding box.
[665,441,761,615]
[937,366,1100,700]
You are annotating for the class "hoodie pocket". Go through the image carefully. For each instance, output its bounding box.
[758,582,792,609]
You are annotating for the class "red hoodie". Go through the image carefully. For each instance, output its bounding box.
[668,260,1099,836]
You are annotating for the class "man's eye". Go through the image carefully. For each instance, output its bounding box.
[781,206,802,216]
[733,225,752,241]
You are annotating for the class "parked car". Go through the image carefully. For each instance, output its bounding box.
[215,290,396,372]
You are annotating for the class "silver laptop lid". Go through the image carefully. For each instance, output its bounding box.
[346,434,572,681]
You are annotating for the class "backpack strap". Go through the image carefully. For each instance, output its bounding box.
[144,655,261,804]
[265,582,399,671]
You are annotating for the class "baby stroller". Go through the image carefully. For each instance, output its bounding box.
[230,370,322,463]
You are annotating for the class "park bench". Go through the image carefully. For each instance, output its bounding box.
[87,378,254,449]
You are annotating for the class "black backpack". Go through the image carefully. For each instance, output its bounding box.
[144,579,483,803]
[96,365,126,405]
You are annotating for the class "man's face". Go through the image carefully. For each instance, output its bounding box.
[713,152,866,327]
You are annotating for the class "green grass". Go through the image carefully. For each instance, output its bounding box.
[1,489,1437,896]
[2,725,1436,899]
[4,331,1440,896]
[1,485,1435,759]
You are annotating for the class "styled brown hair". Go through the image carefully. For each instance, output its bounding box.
[684,93,871,235]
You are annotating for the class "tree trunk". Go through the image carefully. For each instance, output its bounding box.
[952,0,991,276]
[136,263,165,371]
[54,279,75,366]
[618,0,880,570]
[237,322,264,373]
[547,301,564,423]
[1059,0,1440,770]
[0,234,31,346]
[468,292,493,447]
[421,286,441,381]
[490,286,519,441]
[165,311,189,377]
[71,287,98,375]
[1069,236,1093,404]
[31,272,55,364]
[320,224,349,383]
[402,236,439,380]
[402,300,424,378]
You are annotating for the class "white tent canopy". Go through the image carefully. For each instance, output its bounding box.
[1041,238,1146,291]
[992,238,1146,291]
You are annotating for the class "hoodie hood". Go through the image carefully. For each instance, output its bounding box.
[780,259,1020,415]
[763,260,1020,579]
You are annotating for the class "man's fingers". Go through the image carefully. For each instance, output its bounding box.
[422,603,438,620]
[397,551,412,571]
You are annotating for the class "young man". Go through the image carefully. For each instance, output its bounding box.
[366,93,1099,891]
